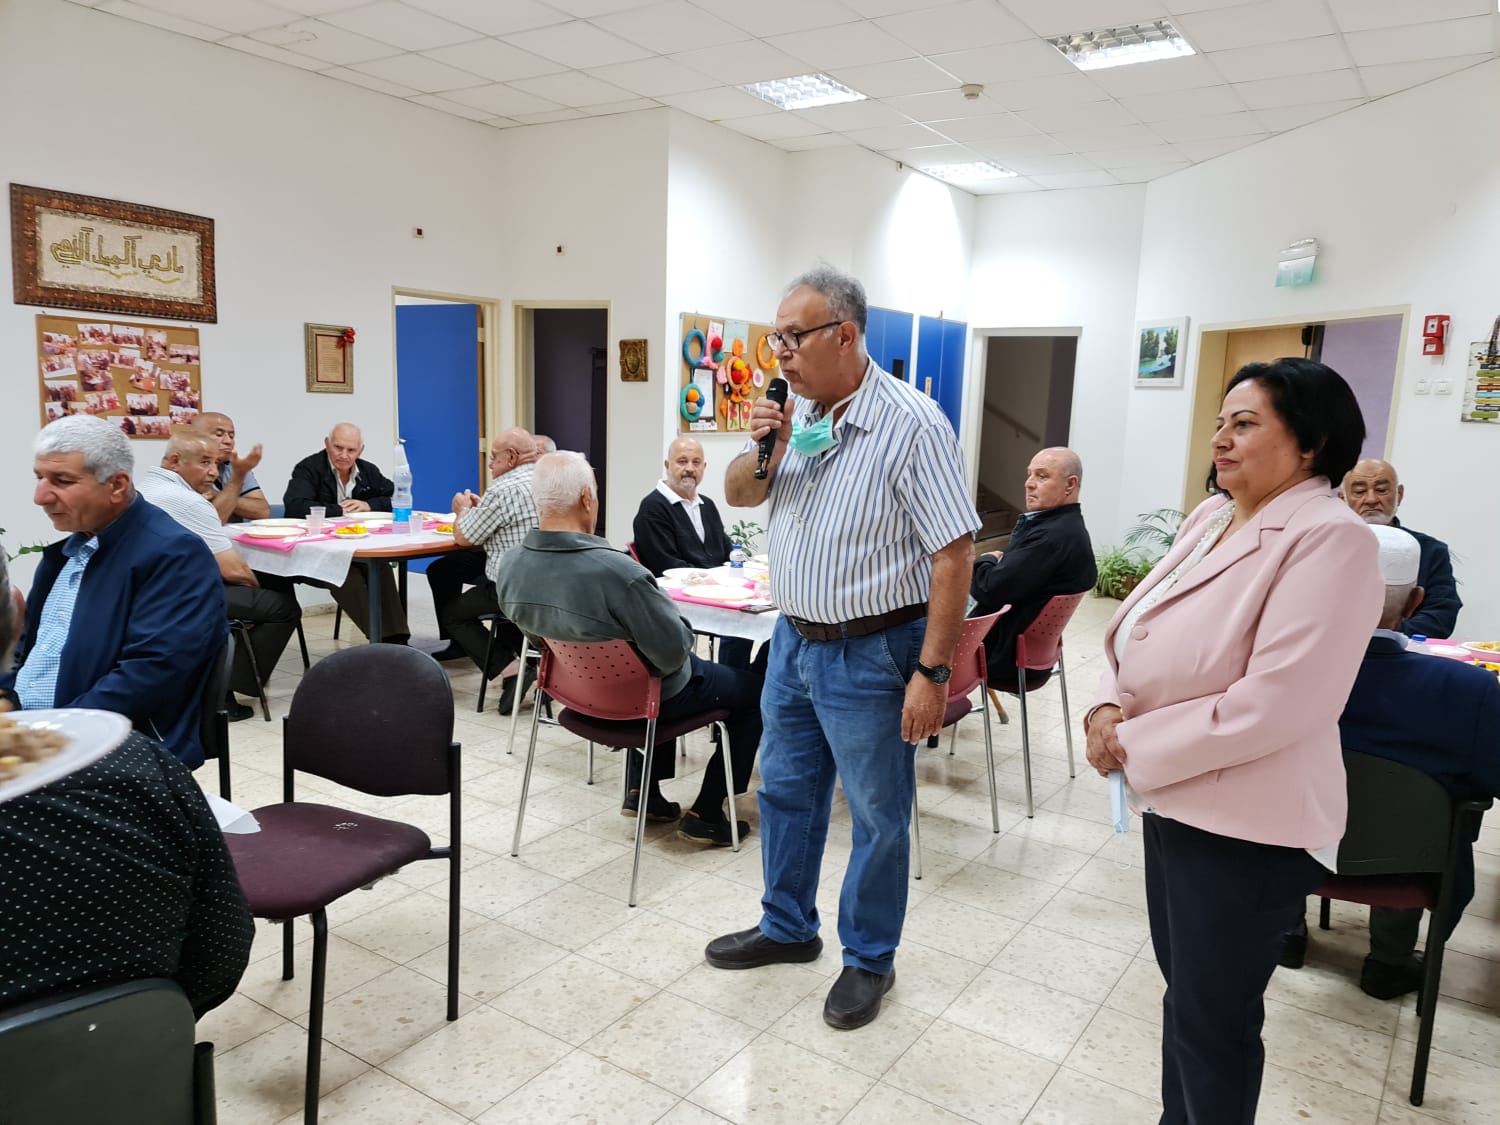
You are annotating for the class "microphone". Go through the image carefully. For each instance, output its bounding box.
[754,377,789,480]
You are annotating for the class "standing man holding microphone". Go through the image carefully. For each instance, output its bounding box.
[704,266,979,1030]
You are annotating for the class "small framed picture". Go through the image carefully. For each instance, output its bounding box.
[1135,317,1188,389]
[305,323,353,394]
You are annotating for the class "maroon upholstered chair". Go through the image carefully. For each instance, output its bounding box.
[510,639,733,906]
[225,645,461,1125]
[1007,591,1087,817]
[1312,749,1491,1107]
[912,608,1007,879]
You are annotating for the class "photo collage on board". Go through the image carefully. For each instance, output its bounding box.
[38,315,201,438]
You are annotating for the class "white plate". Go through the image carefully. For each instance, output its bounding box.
[684,583,755,601]
[331,529,369,540]
[242,526,305,539]
[360,512,395,523]
[663,567,712,582]
[249,517,305,528]
[0,708,132,803]
[750,553,769,565]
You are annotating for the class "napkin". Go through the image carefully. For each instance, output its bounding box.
[205,791,261,834]
[1108,770,1129,834]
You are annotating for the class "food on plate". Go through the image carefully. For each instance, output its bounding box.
[1465,641,1500,654]
[0,713,68,783]
[663,567,712,583]
[333,524,368,536]
[434,523,454,534]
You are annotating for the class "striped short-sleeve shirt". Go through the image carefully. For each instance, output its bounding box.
[767,360,979,623]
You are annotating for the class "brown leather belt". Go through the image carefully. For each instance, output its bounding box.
[784,603,925,642]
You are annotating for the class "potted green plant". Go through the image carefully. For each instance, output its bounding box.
[1094,546,1148,601]
[1123,507,1185,564]
[726,519,765,553]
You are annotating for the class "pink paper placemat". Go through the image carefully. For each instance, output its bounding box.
[229,530,340,552]
[667,587,771,612]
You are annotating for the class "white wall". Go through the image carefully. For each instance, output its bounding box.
[968,185,1148,547]
[1128,59,1500,636]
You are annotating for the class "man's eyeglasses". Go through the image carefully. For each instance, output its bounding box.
[767,320,842,353]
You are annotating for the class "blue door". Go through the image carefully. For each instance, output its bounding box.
[867,306,914,382]
[916,315,967,434]
[395,303,481,573]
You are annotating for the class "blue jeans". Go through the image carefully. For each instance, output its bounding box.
[757,614,921,974]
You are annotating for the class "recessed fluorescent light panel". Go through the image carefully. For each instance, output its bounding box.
[922,161,1018,185]
[740,73,866,111]
[1049,19,1195,72]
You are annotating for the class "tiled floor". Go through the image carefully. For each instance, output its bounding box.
[203,593,1500,1124]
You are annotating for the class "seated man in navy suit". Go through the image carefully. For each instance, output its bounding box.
[1281,524,1499,998]
[633,436,751,666]
[1,415,226,769]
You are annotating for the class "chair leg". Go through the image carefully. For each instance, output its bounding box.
[719,722,739,852]
[587,741,595,786]
[281,918,294,981]
[234,621,272,723]
[504,638,528,751]
[510,701,546,858]
[1411,915,1450,1105]
[303,909,329,1125]
[987,687,1009,725]
[1018,676,1035,817]
[332,606,342,640]
[446,833,460,1023]
[910,795,923,880]
[295,620,310,669]
[1057,653,1075,779]
[948,721,958,756]
[218,751,231,803]
[476,617,498,714]
[628,725,656,907]
[1319,897,1331,930]
[981,691,999,833]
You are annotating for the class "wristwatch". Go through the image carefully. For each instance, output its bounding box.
[914,660,951,685]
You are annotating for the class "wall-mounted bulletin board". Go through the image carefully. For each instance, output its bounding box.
[35,313,201,438]
[678,312,778,435]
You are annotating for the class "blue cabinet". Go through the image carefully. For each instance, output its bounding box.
[916,315,967,434]
[866,306,914,383]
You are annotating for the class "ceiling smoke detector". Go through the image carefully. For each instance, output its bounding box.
[960,83,983,101]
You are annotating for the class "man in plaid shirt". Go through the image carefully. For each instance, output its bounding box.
[439,427,540,712]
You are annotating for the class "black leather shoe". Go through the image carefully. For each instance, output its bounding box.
[496,661,538,715]
[824,966,895,1030]
[431,642,466,662]
[621,788,680,822]
[705,927,823,970]
[225,696,255,723]
[1360,955,1423,1001]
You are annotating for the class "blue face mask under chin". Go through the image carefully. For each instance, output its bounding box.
[788,414,837,456]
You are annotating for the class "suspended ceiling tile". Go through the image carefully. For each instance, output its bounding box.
[763,21,913,70]
[1111,161,1191,182]
[508,70,640,107]
[1173,0,1338,53]
[875,0,1032,54]
[1001,152,1103,176]
[795,99,911,130]
[1084,142,1176,168]
[593,1,746,54]
[928,39,1081,85]
[720,112,831,140]
[220,35,331,69]
[1017,98,1139,133]
[94,0,227,39]
[999,0,1172,38]
[970,134,1070,161]
[654,85,781,121]
[122,0,293,34]
[827,57,966,98]
[264,20,404,66]
[885,91,1014,123]
[1208,35,1351,84]
[1327,0,1495,33]
[257,0,365,14]
[1357,53,1491,97]
[1030,169,1120,189]
[401,0,570,36]
[1085,54,1226,97]
[984,72,1110,111]
[693,0,863,35]
[771,132,858,150]
[1252,99,1366,132]
[321,1,482,51]
[890,143,982,164]
[1170,135,1268,161]
[503,20,653,68]
[841,121,950,148]
[441,82,565,117]
[510,107,587,125]
[964,175,1045,193]
[545,0,654,15]
[930,113,1042,142]
[407,93,502,121]
[349,51,491,92]
[1343,15,1498,67]
[320,65,422,97]
[422,38,564,83]
[1150,112,1267,142]
[579,98,661,116]
[1049,123,1164,150]
[1233,68,1364,110]
[587,56,718,98]
[668,40,810,87]
[1120,84,1246,122]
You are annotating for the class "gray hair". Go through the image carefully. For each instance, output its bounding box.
[784,264,868,335]
[532,450,596,517]
[164,433,213,463]
[34,415,134,482]
[0,549,15,667]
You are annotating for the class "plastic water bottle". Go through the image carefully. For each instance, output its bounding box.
[728,543,746,568]
[1408,634,1434,656]
[392,441,413,532]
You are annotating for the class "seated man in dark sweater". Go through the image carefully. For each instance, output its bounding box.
[0,549,254,1018]
[633,436,750,666]
[970,448,1097,690]
[499,451,764,846]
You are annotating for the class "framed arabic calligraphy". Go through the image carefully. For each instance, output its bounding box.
[10,184,217,323]
[35,313,202,439]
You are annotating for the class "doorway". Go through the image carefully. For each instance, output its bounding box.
[516,304,608,530]
[1184,310,1407,512]
[974,333,1079,549]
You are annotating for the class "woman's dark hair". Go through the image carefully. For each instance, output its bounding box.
[1207,357,1365,493]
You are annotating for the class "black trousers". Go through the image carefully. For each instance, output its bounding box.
[439,580,522,680]
[425,549,486,639]
[1143,813,1325,1125]
[225,583,301,696]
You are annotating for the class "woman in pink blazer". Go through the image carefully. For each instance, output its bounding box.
[1086,358,1382,1124]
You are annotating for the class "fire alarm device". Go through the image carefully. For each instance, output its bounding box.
[1421,314,1450,356]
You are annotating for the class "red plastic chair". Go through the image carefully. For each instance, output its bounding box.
[1009,591,1087,817]
[912,608,1006,880]
[625,541,642,563]
[510,639,735,906]
[226,645,461,1125]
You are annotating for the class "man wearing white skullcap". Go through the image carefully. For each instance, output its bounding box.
[1280,522,1500,999]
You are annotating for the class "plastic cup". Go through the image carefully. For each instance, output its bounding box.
[307,505,325,533]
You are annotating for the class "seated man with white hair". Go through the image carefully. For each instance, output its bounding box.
[1,416,226,768]
[497,451,765,845]
[1280,523,1500,999]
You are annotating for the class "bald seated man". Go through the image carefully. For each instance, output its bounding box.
[1341,458,1461,638]
[283,423,408,643]
[190,411,267,524]
[136,434,301,719]
[970,447,1097,691]
[534,434,557,454]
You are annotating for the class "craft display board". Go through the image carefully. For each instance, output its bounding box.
[1461,320,1500,424]
[35,313,201,438]
[678,312,778,434]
